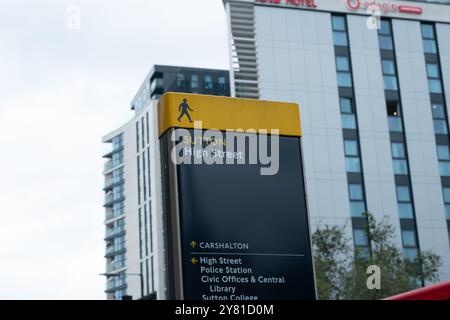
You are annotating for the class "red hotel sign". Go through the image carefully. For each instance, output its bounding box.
[256,0,317,8]
[346,0,423,14]
[256,0,422,15]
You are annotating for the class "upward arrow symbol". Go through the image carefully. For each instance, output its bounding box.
[190,241,197,249]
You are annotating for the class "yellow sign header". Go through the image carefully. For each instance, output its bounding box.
[157,92,302,137]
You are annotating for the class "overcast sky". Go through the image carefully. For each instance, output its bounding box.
[0,0,229,299]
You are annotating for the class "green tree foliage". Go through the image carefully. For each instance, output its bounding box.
[312,213,442,300]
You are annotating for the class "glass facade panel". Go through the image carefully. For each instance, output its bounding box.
[346,158,361,173]
[423,40,437,54]
[379,36,393,50]
[399,203,414,219]
[349,184,363,200]
[350,202,366,217]
[332,16,346,31]
[340,98,352,113]
[432,104,445,119]
[337,73,352,87]
[382,60,396,75]
[341,114,356,129]
[402,230,417,247]
[354,229,368,246]
[421,24,434,39]
[404,248,418,261]
[434,120,448,134]
[388,117,403,132]
[439,162,450,176]
[345,140,358,156]
[397,186,411,202]
[333,32,348,46]
[392,143,405,158]
[428,79,442,93]
[393,159,408,175]
[437,145,450,160]
[427,63,439,78]
[384,76,398,90]
[336,56,350,71]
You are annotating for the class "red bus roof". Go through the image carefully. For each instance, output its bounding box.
[385,281,450,300]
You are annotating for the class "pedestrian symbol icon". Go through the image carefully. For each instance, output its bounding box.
[178,98,194,123]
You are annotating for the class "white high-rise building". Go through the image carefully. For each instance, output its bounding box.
[224,0,450,282]
[101,66,230,300]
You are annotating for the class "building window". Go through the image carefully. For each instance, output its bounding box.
[176,73,185,87]
[112,202,124,217]
[443,188,450,220]
[353,229,369,247]
[113,236,126,252]
[141,117,145,148]
[336,56,352,88]
[397,186,414,219]
[147,147,151,198]
[340,98,357,129]
[332,15,348,47]
[391,142,408,175]
[111,152,123,167]
[387,101,403,132]
[426,63,443,94]
[437,145,450,176]
[378,20,394,50]
[151,257,155,293]
[217,76,226,91]
[146,113,150,143]
[137,156,141,205]
[142,152,147,202]
[432,104,448,134]
[139,208,143,259]
[148,201,153,252]
[150,78,163,93]
[146,260,150,294]
[382,59,398,91]
[191,74,199,89]
[204,75,213,90]
[112,135,123,151]
[421,24,437,54]
[349,184,366,217]
[112,185,124,200]
[136,122,140,151]
[344,139,361,173]
[111,168,124,184]
[144,205,149,256]
[403,248,418,261]
[114,289,127,300]
[402,230,417,248]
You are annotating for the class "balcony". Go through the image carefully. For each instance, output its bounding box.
[104,160,119,172]
[104,157,123,173]
[105,209,125,222]
[103,146,124,159]
[104,194,114,206]
[105,244,126,258]
[105,280,127,293]
[105,226,126,240]
[106,261,126,273]
[103,177,124,191]
[104,194,124,208]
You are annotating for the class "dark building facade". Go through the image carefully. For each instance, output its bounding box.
[131,65,230,112]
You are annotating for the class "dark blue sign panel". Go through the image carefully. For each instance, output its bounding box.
[162,129,316,300]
